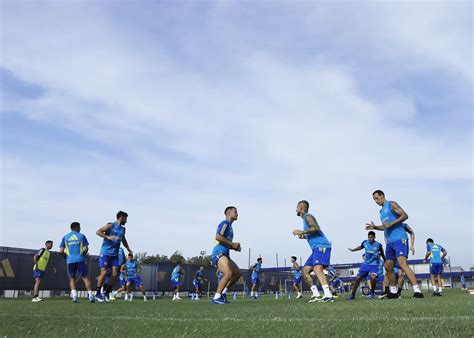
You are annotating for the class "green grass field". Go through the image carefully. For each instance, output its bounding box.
[1,289,473,337]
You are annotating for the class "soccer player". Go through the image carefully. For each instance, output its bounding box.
[290,256,303,299]
[293,200,333,303]
[346,231,385,300]
[125,253,147,301]
[192,265,207,300]
[327,268,345,297]
[32,240,53,302]
[59,222,94,303]
[95,211,133,302]
[250,258,263,299]
[111,247,127,300]
[171,261,184,301]
[424,238,447,296]
[210,206,242,305]
[460,272,467,290]
[366,190,424,298]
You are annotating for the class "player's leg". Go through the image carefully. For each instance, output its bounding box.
[397,271,404,290]
[436,273,443,296]
[95,256,110,301]
[369,273,378,296]
[32,269,44,301]
[68,265,78,303]
[302,259,321,301]
[226,258,242,288]
[396,255,423,297]
[348,276,363,299]
[313,248,332,301]
[313,265,332,300]
[105,265,119,298]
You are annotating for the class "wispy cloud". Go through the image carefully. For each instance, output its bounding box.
[1,1,472,267]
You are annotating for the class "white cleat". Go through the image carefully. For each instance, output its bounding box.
[32,297,43,303]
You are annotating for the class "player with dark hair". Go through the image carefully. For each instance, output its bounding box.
[95,211,133,302]
[59,222,94,303]
[171,261,184,301]
[366,191,424,298]
[424,238,447,296]
[124,253,147,301]
[293,200,334,303]
[210,206,242,305]
[32,240,53,302]
[347,231,385,300]
[250,258,263,299]
[192,265,207,300]
[291,256,303,299]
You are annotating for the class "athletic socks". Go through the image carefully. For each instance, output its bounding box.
[438,287,442,293]
[322,284,332,298]
[384,286,389,294]
[222,287,228,294]
[213,293,222,300]
[88,290,93,298]
[310,285,321,297]
[71,289,77,299]
[433,285,438,292]
[413,285,421,293]
[389,285,398,294]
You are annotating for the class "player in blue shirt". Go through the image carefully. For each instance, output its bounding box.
[424,238,447,296]
[366,190,424,298]
[293,200,333,303]
[192,265,207,300]
[95,211,133,302]
[124,253,147,301]
[291,256,303,299]
[250,258,263,299]
[110,248,127,300]
[171,261,184,301]
[347,231,385,300]
[59,222,94,303]
[460,272,467,290]
[211,206,242,305]
[327,267,345,297]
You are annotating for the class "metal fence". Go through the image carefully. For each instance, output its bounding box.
[0,246,295,294]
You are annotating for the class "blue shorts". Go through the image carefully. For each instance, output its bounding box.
[127,276,143,286]
[304,247,331,267]
[251,277,259,285]
[211,252,229,267]
[120,278,126,286]
[293,277,302,285]
[385,239,408,261]
[193,279,201,289]
[357,264,378,278]
[33,270,45,279]
[171,278,182,288]
[430,263,443,275]
[99,255,120,268]
[68,262,88,277]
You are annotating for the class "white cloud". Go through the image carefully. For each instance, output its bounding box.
[1,1,472,268]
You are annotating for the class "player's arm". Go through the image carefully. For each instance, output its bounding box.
[59,238,67,258]
[379,246,386,262]
[215,233,241,251]
[348,245,363,252]
[441,248,448,259]
[121,264,126,273]
[365,221,384,231]
[423,250,430,262]
[404,224,415,255]
[293,214,320,237]
[121,235,132,256]
[136,263,141,275]
[96,223,114,240]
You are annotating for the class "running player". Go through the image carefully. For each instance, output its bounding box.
[111,247,127,300]
[125,253,147,301]
[293,200,333,302]
[366,190,424,298]
[290,256,303,299]
[210,206,242,305]
[59,222,94,303]
[346,231,385,300]
[32,240,53,302]
[95,211,133,302]
[424,238,447,296]
[171,261,184,301]
[250,258,263,299]
[192,265,207,300]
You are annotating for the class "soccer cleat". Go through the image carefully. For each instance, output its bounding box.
[332,294,339,299]
[89,297,95,303]
[368,293,376,300]
[306,295,322,303]
[95,294,105,303]
[319,297,334,303]
[222,293,229,304]
[296,294,303,299]
[143,296,147,302]
[387,292,400,299]
[432,291,437,297]
[412,292,424,299]
[31,297,43,303]
[211,297,227,305]
[346,295,355,300]
[72,297,78,303]
[437,292,442,297]
[378,293,389,299]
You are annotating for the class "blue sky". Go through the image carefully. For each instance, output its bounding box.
[1,1,472,269]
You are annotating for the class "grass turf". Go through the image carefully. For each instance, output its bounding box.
[1,289,472,337]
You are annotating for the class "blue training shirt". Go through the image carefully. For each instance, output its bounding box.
[252,263,261,279]
[211,220,234,257]
[125,259,138,278]
[60,231,89,264]
[194,270,203,282]
[426,243,445,264]
[302,213,331,249]
[171,265,182,280]
[379,201,408,243]
[292,264,301,279]
[362,240,382,266]
[100,222,126,256]
[118,248,125,266]
[377,259,384,276]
